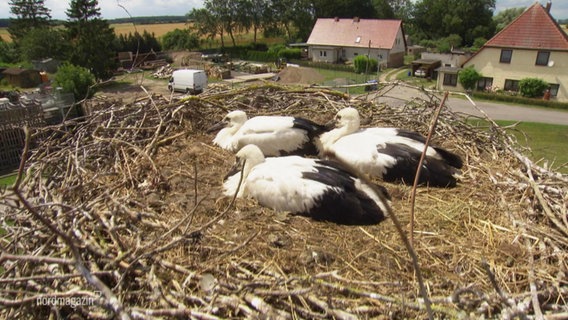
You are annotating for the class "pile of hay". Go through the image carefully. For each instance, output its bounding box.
[1,83,566,319]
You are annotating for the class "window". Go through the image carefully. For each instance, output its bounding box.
[500,49,512,63]
[443,73,458,86]
[549,83,559,97]
[477,77,494,91]
[536,51,550,66]
[504,79,519,92]
[319,51,327,57]
[355,36,361,43]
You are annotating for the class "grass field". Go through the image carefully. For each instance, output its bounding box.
[0,22,284,45]
[0,22,188,42]
[470,120,568,173]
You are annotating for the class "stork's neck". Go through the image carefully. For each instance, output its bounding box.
[213,125,241,150]
[318,120,359,152]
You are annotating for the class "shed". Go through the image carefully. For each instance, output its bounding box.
[2,68,42,88]
[411,59,441,79]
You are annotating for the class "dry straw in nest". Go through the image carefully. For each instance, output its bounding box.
[0,82,566,319]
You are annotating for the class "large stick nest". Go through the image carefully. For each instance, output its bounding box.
[1,82,567,319]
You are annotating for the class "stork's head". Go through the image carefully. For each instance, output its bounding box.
[334,107,360,132]
[208,110,248,134]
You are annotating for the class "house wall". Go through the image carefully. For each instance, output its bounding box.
[464,47,568,102]
[309,46,339,63]
[435,71,465,92]
[308,26,406,68]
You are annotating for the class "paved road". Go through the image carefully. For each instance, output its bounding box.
[370,83,568,126]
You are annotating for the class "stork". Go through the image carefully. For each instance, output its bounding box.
[209,110,328,156]
[317,107,463,187]
[223,144,390,225]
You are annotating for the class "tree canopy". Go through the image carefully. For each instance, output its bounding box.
[65,0,117,80]
[8,0,52,42]
[410,0,496,47]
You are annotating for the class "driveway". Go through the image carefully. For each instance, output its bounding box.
[370,77,568,126]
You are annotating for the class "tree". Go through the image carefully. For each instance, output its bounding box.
[311,0,379,19]
[161,29,199,50]
[0,38,19,64]
[493,7,525,32]
[353,55,378,73]
[412,0,495,47]
[458,66,482,91]
[8,0,52,42]
[519,78,548,98]
[65,0,117,80]
[190,8,223,46]
[19,28,70,61]
[203,0,239,47]
[54,62,96,101]
[115,31,161,53]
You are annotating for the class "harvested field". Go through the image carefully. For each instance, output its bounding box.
[0,82,567,319]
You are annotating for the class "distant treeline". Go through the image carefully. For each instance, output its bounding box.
[0,16,188,28]
[1,15,566,28]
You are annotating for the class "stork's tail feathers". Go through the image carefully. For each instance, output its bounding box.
[433,146,463,169]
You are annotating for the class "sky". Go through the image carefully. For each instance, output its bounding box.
[0,0,567,20]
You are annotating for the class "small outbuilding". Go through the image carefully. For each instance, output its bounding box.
[410,59,441,79]
[2,68,42,88]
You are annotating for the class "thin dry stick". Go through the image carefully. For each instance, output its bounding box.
[409,91,449,245]
[371,208,434,319]
[11,127,131,320]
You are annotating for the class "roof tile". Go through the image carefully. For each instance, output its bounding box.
[486,2,568,50]
[306,18,403,49]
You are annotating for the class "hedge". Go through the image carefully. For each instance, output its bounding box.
[472,91,568,110]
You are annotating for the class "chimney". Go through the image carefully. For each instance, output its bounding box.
[545,1,551,13]
[353,17,360,23]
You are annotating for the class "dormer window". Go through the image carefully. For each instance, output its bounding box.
[535,51,550,66]
[355,36,361,43]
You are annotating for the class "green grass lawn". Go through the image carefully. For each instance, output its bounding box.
[470,120,568,173]
[0,174,17,187]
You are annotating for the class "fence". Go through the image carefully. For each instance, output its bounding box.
[0,100,45,174]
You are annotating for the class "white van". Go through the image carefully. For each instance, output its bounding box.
[168,69,208,94]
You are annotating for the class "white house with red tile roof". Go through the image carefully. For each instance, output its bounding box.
[306,17,407,68]
[438,2,568,102]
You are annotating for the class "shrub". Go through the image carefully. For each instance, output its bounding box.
[458,66,482,90]
[54,63,96,101]
[519,78,549,98]
[161,29,199,50]
[353,55,378,73]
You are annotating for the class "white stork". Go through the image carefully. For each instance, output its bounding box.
[208,110,329,156]
[317,107,463,187]
[223,144,390,225]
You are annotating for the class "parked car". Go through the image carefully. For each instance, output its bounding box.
[415,68,427,77]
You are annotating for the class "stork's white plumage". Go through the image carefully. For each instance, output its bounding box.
[209,110,328,156]
[318,107,463,187]
[223,144,390,225]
